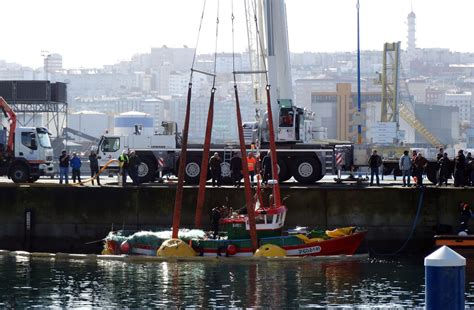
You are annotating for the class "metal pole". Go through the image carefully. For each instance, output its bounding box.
[356,0,362,144]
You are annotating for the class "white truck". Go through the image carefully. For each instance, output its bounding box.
[0,97,54,183]
[97,121,335,184]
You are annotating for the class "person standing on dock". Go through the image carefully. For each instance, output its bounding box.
[466,152,473,186]
[118,149,129,186]
[70,152,82,184]
[128,150,141,186]
[59,150,70,184]
[247,152,257,184]
[209,152,222,187]
[89,150,100,186]
[454,150,466,187]
[436,148,444,161]
[413,152,428,187]
[399,150,412,187]
[368,150,382,186]
[438,153,450,186]
[230,152,243,188]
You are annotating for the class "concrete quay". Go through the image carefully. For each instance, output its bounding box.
[0,182,469,255]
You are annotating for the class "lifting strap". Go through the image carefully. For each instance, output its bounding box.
[195,0,220,228]
[231,0,258,251]
[265,85,281,209]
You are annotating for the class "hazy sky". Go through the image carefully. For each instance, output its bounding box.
[1,0,473,69]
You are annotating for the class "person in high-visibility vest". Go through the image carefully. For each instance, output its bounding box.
[118,149,129,186]
[247,152,257,184]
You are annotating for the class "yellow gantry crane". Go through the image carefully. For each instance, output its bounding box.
[378,42,443,148]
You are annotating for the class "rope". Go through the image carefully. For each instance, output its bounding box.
[70,159,119,186]
[211,0,220,88]
[250,0,269,85]
[189,0,208,81]
[369,187,425,257]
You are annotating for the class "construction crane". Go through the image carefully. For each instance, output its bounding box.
[377,42,443,148]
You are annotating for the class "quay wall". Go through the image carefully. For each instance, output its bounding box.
[0,185,469,254]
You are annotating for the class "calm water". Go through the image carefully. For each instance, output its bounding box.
[1,255,474,308]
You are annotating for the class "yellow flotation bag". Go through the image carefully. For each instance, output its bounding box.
[325,226,356,238]
[254,244,286,257]
[157,239,197,257]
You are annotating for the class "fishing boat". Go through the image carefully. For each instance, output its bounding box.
[102,183,367,257]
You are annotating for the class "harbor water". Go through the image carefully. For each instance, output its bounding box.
[2,255,474,308]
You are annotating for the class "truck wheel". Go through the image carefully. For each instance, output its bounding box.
[138,157,157,183]
[11,165,29,183]
[277,159,291,182]
[291,157,321,184]
[184,157,201,184]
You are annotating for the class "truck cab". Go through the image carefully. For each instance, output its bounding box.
[0,126,54,183]
[97,121,178,182]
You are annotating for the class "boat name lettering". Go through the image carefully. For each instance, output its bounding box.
[298,246,321,255]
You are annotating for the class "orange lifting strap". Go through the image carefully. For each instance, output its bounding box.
[172,83,193,239]
[265,85,281,209]
[195,88,216,228]
[233,84,258,251]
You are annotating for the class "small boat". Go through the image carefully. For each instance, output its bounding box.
[434,234,474,256]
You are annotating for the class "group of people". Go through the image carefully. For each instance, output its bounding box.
[396,147,474,187]
[208,151,271,187]
[57,148,141,186]
[58,150,100,185]
[397,149,429,187]
[440,148,474,187]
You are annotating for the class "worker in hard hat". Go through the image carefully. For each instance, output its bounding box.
[118,149,129,186]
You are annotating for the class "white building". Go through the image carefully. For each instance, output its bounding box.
[444,91,472,123]
[44,53,63,73]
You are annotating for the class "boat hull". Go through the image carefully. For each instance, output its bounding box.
[434,234,474,256]
[192,231,367,257]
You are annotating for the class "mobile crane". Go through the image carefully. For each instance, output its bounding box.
[0,97,54,183]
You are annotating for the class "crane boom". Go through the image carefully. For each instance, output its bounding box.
[0,97,17,155]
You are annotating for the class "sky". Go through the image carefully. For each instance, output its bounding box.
[1,0,473,69]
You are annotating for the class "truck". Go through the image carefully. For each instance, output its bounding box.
[97,121,336,184]
[0,97,54,183]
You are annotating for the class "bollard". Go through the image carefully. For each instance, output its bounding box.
[425,246,466,310]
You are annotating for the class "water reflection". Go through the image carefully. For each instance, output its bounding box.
[0,256,466,307]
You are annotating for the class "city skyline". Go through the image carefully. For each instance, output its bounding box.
[1,0,473,69]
